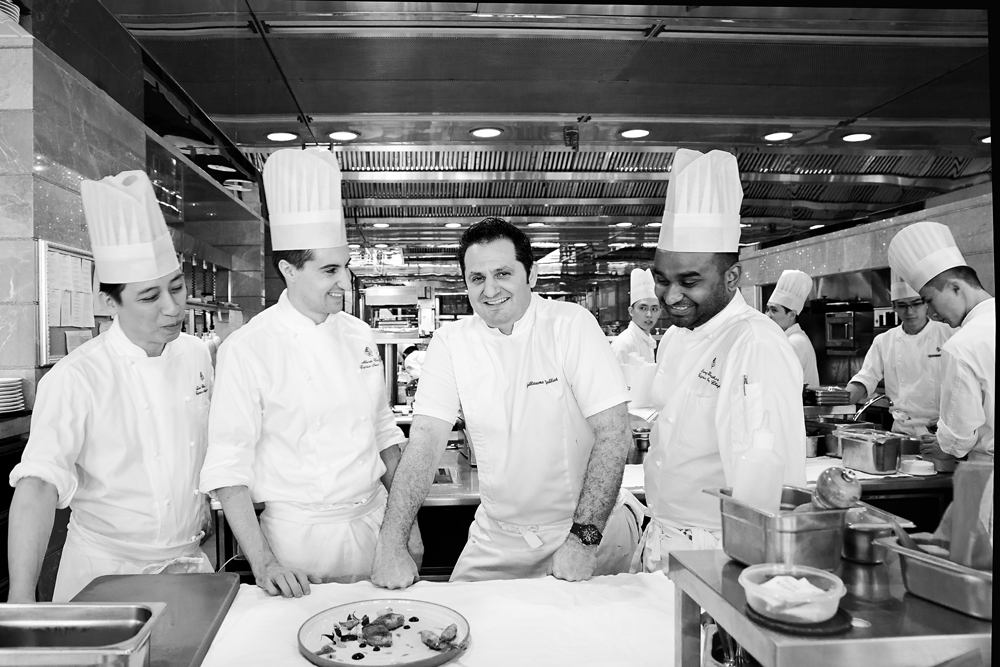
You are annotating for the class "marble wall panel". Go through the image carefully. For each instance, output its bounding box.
[0,42,33,110]
[0,173,33,238]
[187,219,264,248]
[0,240,36,303]
[0,109,33,175]
[230,271,264,319]
[33,113,142,193]
[214,244,264,273]
[230,296,264,320]
[0,303,36,367]
[31,177,88,249]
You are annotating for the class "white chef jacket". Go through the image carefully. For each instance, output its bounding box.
[200,290,404,503]
[611,322,657,365]
[849,321,954,434]
[645,292,807,533]
[937,298,994,462]
[785,323,820,387]
[10,319,213,592]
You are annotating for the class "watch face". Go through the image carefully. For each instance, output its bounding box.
[572,523,602,546]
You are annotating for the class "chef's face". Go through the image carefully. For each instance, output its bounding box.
[892,297,929,329]
[652,251,740,330]
[464,238,537,335]
[919,280,965,327]
[106,268,187,357]
[765,304,796,331]
[629,298,661,333]
[281,246,353,322]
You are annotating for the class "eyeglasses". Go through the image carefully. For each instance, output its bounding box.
[893,301,925,312]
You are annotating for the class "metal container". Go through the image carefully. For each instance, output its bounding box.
[705,486,849,571]
[842,505,915,564]
[804,435,820,458]
[877,536,993,620]
[0,602,165,666]
[628,428,650,464]
[805,419,875,457]
[837,428,901,474]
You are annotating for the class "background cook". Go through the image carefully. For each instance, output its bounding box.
[636,149,807,573]
[611,268,661,364]
[372,218,642,588]
[765,269,820,387]
[846,271,953,436]
[8,171,214,602]
[199,149,416,599]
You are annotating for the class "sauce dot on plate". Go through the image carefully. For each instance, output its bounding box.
[408,617,419,622]
[352,653,365,660]
[403,625,410,629]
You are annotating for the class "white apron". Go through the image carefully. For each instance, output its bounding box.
[629,519,721,575]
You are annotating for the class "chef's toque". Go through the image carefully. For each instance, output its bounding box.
[264,149,347,251]
[657,149,743,253]
[888,222,967,292]
[889,270,920,301]
[630,268,657,304]
[768,270,813,314]
[81,170,180,284]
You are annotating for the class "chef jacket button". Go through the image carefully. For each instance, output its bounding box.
[356,369,362,375]
[189,441,196,448]
[165,499,171,506]
[315,419,322,426]
[185,396,192,402]
[656,460,662,468]
[667,416,674,423]
[360,415,367,421]
[142,404,149,410]
[193,489,199,496]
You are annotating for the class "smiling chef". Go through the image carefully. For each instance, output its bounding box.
[8,171,215,602]
[765,269,820,387]
[611,268,661,364]
[199,149,418,599]
[634,149,807,573]
[372,217,643,587]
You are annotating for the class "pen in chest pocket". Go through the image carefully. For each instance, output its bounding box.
[743,375,748,396]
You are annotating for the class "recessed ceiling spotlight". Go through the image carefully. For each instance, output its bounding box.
[374,243,388,249]
[329,130,359,141]
[615,222,633,228]
[445,222,462,228]
[620,129,649,139]
[348,244,360,249]
[372,223,390,228]
[266,132,298,142]
[470,127,503,138]
[740,223,751,228]
[810,224,825,230]
[574,242,588,247]
[206,164,237,173]
[982,136,992,144]
[528,222,546,227]
[646,222,662,228]
[842,133,872,143]
[764,131,794,141]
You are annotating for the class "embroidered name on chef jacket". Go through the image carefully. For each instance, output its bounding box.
[697,357,722,389]
[194,371,209,396]
[359,345,381,371]
[526,377,559,388]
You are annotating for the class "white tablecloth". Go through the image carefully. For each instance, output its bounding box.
[201,573,675,667]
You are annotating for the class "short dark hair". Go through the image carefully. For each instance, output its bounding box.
[99,283,126,304]
[458,217,534,277]
[272,249,315,286]
[714,253,739,274]
[927,265,983,291]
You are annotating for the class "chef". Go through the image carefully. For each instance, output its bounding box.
[371,217,643,588]
[766,269,820,387]
[611,268,661,364]
[7,171,214,602]
[635,149,807,573]
[199,149,416,599]
[889,221,994,462]
[846,272,953,436]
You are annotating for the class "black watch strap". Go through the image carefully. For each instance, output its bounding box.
[570,522,603,546]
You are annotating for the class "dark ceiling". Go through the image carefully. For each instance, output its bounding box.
[100,2,992,286]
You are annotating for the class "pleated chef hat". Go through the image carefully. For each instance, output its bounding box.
[889,269,920,301]
[630,268,656,304]
[888,221,967,292]
[263,149,347,251]
[81,171,179,284]
[657,149,743,253]
[768,270,813,315]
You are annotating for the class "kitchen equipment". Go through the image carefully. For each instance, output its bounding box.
[834,428,901,474]
[805,418,875,457]
[877,536,993,620]
[298,599,470,667]
[738,563,846,624]
[825,311,874,349]
[804,436,820,458]
[628,427,650,464]
[899,459,935,475]
[704,487,850,571]
[0,602,164,666]
[842,505,915,564]
[803,386,852,406]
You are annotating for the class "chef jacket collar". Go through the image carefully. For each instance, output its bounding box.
[275,289,338,331]
[676,290,745,340]
[785,322,805,337]
[475,292,540,339]
[105,316,177,360]
[960,297,995,329]
[628,321,656,346]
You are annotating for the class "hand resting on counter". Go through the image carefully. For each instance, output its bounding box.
[550,533,599,582]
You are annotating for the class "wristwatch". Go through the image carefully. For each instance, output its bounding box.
[569,522,603,546]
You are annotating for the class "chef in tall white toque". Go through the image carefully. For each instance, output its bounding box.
[8,171,215,602]
[611,268,661,364]
[200,149,417,598]
[766,269,820,387]
[634,149,807,573]
[846,271,954,436]
[888,221,994,462]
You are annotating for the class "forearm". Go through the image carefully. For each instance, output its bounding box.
[380,419,448,549]
[214,485,277,574]
[7,478,59,601]
[846,381,868,405]
[574,403,630,531]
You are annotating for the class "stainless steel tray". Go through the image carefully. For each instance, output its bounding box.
[877,536,993,620]
[842,505,915,564]
[836,429,901,474]
[0,602,165,666]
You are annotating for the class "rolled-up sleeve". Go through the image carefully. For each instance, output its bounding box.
[849,335,886,396]
[412,330,461,425]
[199,339,262,493]
[937,351,987,458]
[9,366,89,508]
[368,331,406,451]
[564,310,630,418]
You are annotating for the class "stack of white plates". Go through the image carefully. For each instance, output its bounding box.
[0,1,20,23]
[0,377,26,414]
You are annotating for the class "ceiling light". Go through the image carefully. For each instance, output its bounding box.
[842,133,872,143]
[206,164,237,173]
[810,224,825,230]
[470,127,503,138]
[528,222,546,227]
[982,136,991,144]
[646,222,661,228]
[266,132,298,142]
[445,222,462,228]
[372,223,390,228]
[764,131,794,141]
[374,243,388,249]
[620,129,649,139]
[615,222,633,228]
[574,243,588,247]
[740,223,751,228]
[329,130,359,141]
[348,244,360,249]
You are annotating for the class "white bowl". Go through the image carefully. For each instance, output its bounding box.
[738,563,845,624]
